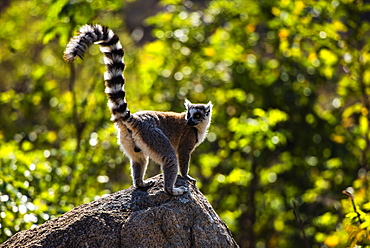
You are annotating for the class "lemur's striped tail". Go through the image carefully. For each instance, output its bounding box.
[63,24,130,122]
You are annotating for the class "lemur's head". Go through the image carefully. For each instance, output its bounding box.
[184,99,213,126]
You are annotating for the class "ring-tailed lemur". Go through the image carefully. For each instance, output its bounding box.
[64,24,212,195]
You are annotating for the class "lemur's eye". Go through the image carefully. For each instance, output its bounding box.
[194,113,201,119]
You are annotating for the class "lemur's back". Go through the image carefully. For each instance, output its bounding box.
[131,111,199,150]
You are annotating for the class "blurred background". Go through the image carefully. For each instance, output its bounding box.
[1,0,370,247]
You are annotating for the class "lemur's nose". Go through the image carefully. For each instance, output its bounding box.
[187,118,197,126]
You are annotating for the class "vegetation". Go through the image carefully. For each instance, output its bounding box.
[1,0,370,247]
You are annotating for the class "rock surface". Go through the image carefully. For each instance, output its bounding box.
[1,174,239,248]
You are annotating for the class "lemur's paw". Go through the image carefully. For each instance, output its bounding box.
[185,175,197,182]
[166,186,188,196]
[136,180,155,188]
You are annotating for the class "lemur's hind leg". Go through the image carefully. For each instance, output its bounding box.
[130,155,152,187]
[115,122,153,188]
[137,127,187,196]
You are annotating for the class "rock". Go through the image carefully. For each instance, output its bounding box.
[1,174,239,248]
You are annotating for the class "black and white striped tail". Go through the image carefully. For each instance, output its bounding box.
[63,24,130,122]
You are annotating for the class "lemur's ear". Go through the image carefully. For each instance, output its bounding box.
[205,101,213,112]
[184,99,192,109]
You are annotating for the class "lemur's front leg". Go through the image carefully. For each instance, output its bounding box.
[178,143,197,182]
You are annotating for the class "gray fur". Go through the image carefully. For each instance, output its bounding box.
[64,24,212,195]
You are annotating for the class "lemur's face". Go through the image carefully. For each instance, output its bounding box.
[184,99,212,126]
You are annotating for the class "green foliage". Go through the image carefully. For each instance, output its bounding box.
[2,0,370,247]
[339,191,370,248]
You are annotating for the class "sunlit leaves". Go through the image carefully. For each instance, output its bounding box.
[229,108,288,151]
[1,141,58,239]
[342,199,370,247]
